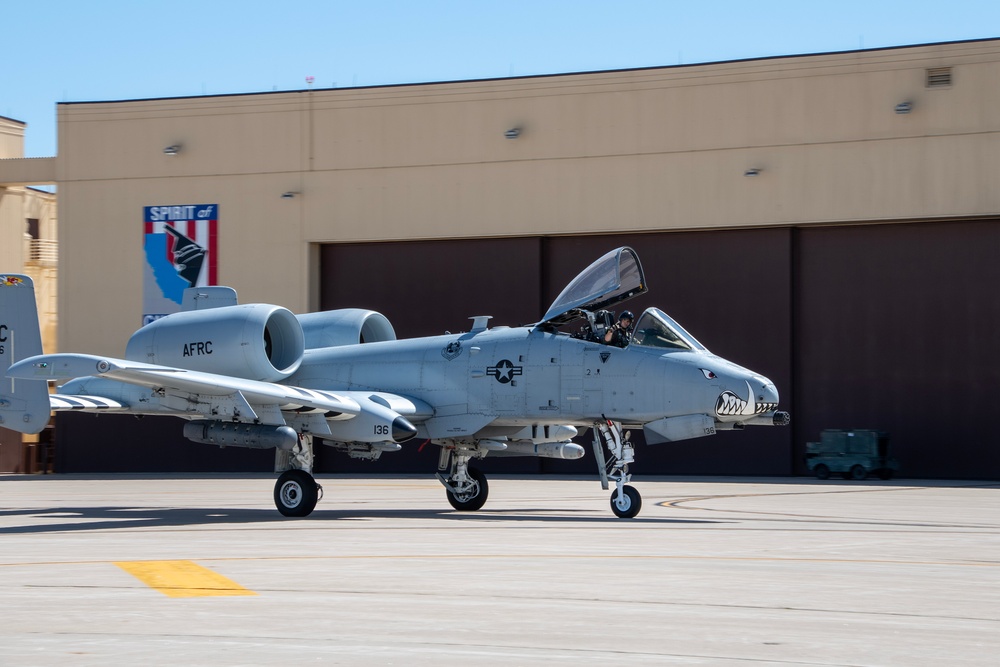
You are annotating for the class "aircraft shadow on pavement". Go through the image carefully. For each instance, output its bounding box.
[0,505,724,534]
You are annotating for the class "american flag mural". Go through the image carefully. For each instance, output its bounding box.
[142,205,218,325]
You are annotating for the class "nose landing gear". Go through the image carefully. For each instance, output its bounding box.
[610,484,642,518]
[593,418,642,518]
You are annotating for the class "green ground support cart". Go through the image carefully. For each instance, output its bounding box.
[805,429,898,480]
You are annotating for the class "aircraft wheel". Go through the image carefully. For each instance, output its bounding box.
[814,464,830,480]
[274,469,319,517]
[849,464,868,480]
[446,468,489,511]
[610,484,642,519]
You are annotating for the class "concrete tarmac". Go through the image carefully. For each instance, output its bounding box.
[1,474,998,666]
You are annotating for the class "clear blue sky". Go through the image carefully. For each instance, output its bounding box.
[5,0,999,157]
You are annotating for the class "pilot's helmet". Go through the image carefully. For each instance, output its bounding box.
[620,310,634,322]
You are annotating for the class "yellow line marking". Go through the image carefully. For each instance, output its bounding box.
[114,560,256,598]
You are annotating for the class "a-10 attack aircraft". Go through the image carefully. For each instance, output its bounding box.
[1,248,788,518]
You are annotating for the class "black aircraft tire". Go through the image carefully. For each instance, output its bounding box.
[274,469,319,517]
[447,468,489,511]
[610,485,642,519]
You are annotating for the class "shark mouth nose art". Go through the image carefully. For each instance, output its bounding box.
[715,381,778,417]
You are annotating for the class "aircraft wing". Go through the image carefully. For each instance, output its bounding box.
[9,353,361,413]
[6,354,431,440]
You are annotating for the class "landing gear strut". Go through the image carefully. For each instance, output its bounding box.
[437,448,489,511]
[593,419,642,518]
[273,433,323,517]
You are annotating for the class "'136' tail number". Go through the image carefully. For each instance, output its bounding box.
[374,424,390,436]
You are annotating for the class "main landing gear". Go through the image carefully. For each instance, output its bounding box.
[436,448,489,511]
[593,419,642,518]
[273,434,323,517]
[433,423,641,518]
[266,429,641,519]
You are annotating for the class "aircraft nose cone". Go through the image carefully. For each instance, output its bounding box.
[751,378,780,414]
[760,380,779,405]
[391,416,418,443]
[755,378,790,425]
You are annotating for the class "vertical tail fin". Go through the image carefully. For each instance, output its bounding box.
[0,275,51,434]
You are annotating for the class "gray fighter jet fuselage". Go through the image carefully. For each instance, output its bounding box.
[292,324,777,436]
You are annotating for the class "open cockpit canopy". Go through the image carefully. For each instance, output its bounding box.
[540,247,647,326]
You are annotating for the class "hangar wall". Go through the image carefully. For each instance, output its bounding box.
[320,233,794,477]
[316,226,1000,480]
[6,39,1000,478]
[52,39,1000,357]
[56,220,1000,480]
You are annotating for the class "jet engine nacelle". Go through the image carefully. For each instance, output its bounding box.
[297,309,396,348]
[125,304,305,382]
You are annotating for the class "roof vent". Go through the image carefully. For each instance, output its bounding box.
[926,67,952,88]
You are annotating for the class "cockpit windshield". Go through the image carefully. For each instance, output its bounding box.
[630,308,707,352]
[540,247,646,325]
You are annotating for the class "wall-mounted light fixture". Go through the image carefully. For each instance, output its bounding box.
[281,191,300,199]
[504,128,521,139]
[894,101,913,114]
[163,144,182,156]
[744,168,761,177]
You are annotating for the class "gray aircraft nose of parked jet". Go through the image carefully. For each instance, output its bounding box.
[708,363,785,425]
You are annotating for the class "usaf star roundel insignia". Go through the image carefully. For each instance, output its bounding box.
[487,359,523,384]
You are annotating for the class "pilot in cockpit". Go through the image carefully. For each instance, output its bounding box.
[604,310,634,347]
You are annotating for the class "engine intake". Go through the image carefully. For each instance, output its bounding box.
[125,304,305,381]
